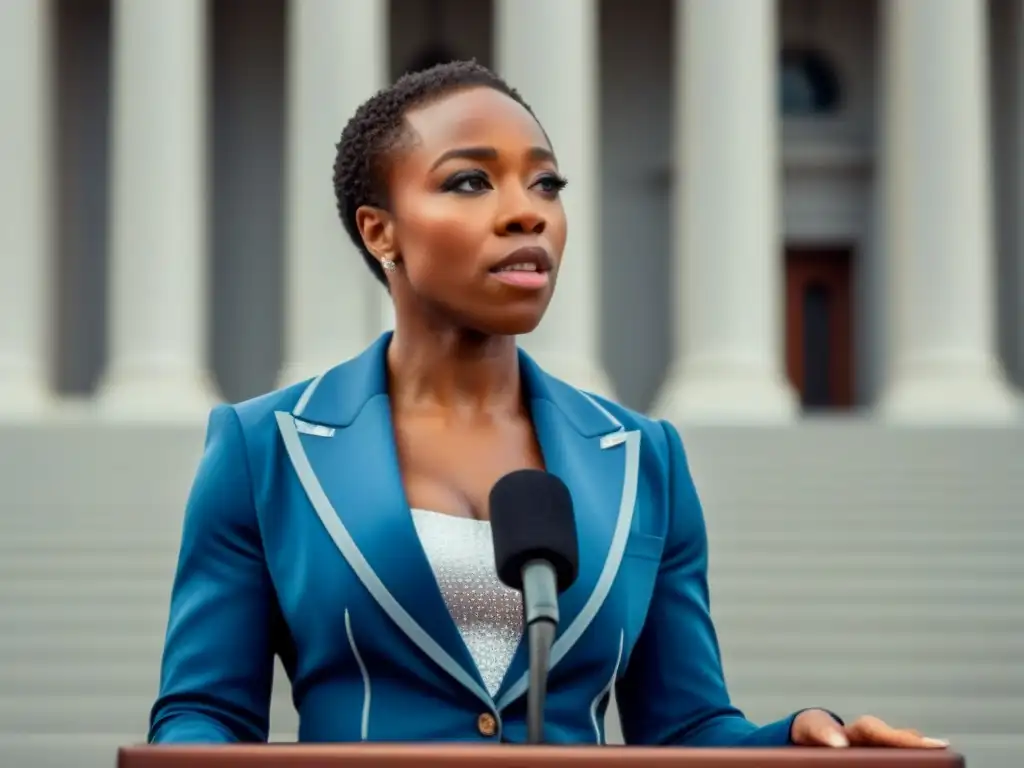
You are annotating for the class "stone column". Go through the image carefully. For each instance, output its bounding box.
[495,0,614,397]
[278,0,388,387]
[0,1,54,417]
[99,0,217,416]
[1014,0,1024,390]
[878,0,1021,422]
[653,0,796,424]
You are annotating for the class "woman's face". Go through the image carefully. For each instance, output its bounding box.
[369,86,568,336]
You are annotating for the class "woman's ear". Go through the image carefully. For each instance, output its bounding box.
[355,205,396,263]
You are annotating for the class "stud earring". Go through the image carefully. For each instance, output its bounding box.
[381,256,397,273]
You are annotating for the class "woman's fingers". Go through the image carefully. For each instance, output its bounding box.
[791,709,849,747]
[793,711,950,749]
[846,715,949,748]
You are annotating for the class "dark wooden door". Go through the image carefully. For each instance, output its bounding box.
[785,247,854,410]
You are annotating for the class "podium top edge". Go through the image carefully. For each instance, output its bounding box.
[118,744,965,768]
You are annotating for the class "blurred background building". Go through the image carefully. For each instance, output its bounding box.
[1,0,1022,766]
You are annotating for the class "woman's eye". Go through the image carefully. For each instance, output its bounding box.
[534,175,569,195]
[442,172,491,194]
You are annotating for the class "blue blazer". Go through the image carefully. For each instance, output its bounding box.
[150,332,808,745]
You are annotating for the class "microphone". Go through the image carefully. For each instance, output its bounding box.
[489,470,578,745]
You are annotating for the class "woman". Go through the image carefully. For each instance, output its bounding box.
[150,61,946,749]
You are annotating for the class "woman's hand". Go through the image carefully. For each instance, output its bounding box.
[792,710,949,749]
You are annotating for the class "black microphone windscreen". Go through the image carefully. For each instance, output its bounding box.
[489,469,579,593]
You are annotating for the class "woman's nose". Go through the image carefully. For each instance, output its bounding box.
[494,190,547,236]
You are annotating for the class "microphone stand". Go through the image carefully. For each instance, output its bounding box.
[526,618,556,744]
[520,559,560,745]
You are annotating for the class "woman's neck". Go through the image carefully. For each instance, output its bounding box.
[387,322,522,417]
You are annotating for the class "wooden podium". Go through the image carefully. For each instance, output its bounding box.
[118,744,965,768]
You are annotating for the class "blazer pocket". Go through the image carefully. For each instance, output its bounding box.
[624,531,664,562]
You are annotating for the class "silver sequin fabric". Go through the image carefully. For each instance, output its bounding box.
[410,508,523,697]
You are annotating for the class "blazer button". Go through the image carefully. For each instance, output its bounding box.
[477,712,498,737]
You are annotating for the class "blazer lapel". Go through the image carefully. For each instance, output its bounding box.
[275,333,492,709]
[494,352,641,712]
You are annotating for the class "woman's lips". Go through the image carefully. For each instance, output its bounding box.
[489,269,550,289]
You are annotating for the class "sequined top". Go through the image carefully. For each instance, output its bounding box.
[410,508,523,697]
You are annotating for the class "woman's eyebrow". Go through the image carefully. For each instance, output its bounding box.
[429,146,556,171]
[430,146,498,170]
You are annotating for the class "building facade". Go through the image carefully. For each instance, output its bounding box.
[2,0,1023,424]
[2,4,1024,767]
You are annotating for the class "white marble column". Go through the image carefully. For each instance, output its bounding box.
[495,0,614,397]
[878,0,1021,422]
[278,0,388,387]
[0,1,54,417]
[99,0,217,416]
[652,0,797,424]
[1015,0,1024,391]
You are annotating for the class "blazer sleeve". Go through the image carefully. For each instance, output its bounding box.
[615,419,813,747]
[148,404,276,744]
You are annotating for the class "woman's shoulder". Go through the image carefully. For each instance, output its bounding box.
[571,389,675,457]
[213,377,315,447]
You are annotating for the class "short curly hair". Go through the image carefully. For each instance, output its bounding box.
[333,60,538,286]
